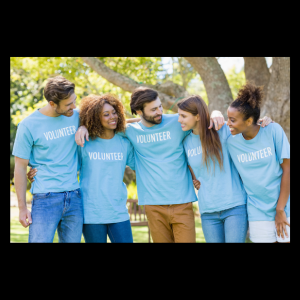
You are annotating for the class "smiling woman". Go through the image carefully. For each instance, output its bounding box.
[79,94,126,139]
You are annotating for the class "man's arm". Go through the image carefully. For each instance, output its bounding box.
[14,157,32,228]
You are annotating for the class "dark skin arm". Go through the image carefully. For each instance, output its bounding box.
[188,165,200,190]
[275,158,290,239]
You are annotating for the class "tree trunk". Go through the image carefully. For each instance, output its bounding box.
[262,57,290,141]
[184,57,233,116]
[244,57,270,105]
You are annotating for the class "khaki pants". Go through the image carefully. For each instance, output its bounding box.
[145,202,196,243]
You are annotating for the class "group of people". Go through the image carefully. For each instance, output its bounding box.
[13,75,290,243]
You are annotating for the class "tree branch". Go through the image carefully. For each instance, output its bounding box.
[80,57,189,112]
[184,57,233,116]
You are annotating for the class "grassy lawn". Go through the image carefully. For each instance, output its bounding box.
[10,207,205,243]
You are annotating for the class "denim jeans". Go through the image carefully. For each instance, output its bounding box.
[29,189,83,243]
[201,204,248,243]
[82,220,133,243]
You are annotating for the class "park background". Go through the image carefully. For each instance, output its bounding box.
[10,57,290,243]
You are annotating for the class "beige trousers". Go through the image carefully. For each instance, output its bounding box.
[145,202,196,243]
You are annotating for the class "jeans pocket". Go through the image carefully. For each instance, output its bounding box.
[33,192,51,201]
[73,189,82,198]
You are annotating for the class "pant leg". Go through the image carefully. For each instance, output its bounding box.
[29,192,64,243]
[82,224,108,243]
[145,205,175,243]
[171,202,196,243]
[222,204,248,243]
[201,212,225,243]
[107,220,133,243]
[57,189,83,243]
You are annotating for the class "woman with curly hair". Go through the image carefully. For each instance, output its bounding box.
[78,94,136,243]
[227,82,290,243]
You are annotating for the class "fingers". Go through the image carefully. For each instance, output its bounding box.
[210,117,225,130]
[27,211,32,225]
[258,116,273,127]
[19,217,29,228]
[208,119,213,129]
[214,120,219,131]
[283,225,288,238]
[85,131,89,142]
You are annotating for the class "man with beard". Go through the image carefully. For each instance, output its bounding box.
[13,76,83,243]
[75,87,226,242]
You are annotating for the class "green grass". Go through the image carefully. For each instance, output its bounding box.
[10,207,205,243]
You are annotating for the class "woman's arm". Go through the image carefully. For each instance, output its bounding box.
[275,158,290,239]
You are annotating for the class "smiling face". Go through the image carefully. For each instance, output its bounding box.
[227,106,252,135]
[178,108,199,131]
[137,97,163,125]
[52,93,77,117]
[100,103,118,130]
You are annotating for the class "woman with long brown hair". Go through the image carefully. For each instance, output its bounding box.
[178,95,250,243]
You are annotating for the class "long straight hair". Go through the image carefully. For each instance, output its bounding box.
[178,95,223,173]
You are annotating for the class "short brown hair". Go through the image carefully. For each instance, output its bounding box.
[130,87,158,115]
[79,94,126,139]
[44,75,75,105]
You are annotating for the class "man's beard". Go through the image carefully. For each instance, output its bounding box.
[55,107,73,117]
[142,112,162,125]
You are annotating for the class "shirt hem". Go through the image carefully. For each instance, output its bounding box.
[12,153,30,160]
[83,215,129,224]
[199,201,246,214]
[138,198,197,205]
[31,185,80,194]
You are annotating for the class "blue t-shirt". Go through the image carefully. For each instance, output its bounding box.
[118,114,197,205]
[227,123,290,221]
[183,125,247,214]
[12,109,80,194]
[78,134,135,224]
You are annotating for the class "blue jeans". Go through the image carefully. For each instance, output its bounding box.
[201,204,248,243]
[82,220,133,243]
[29,189,83,243]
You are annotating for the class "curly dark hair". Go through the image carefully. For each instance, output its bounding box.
[230,81,264,124]
[79,94,126,139]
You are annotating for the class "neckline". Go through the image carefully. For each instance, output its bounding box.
[36,108,64,119]
[241,126,262,143]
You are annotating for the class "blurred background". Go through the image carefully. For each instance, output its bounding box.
[10,57,290,242]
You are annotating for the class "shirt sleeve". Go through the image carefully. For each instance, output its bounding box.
[223,122,232,140]
[272,123,290,164]
[12,123,33,160]
[126,141,135,170]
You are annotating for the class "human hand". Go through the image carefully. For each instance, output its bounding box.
[27,167,37,183]
[75,126,89,147]
[209,111,225,131]
[193,179,201,190]
[19,207,32,228]
[275,209,290,239]
[257,116,274,127]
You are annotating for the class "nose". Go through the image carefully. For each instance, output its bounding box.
[71,102,76,109]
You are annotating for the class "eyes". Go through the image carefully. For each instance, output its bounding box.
[103,111,117,117]
[151,105,162,111]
